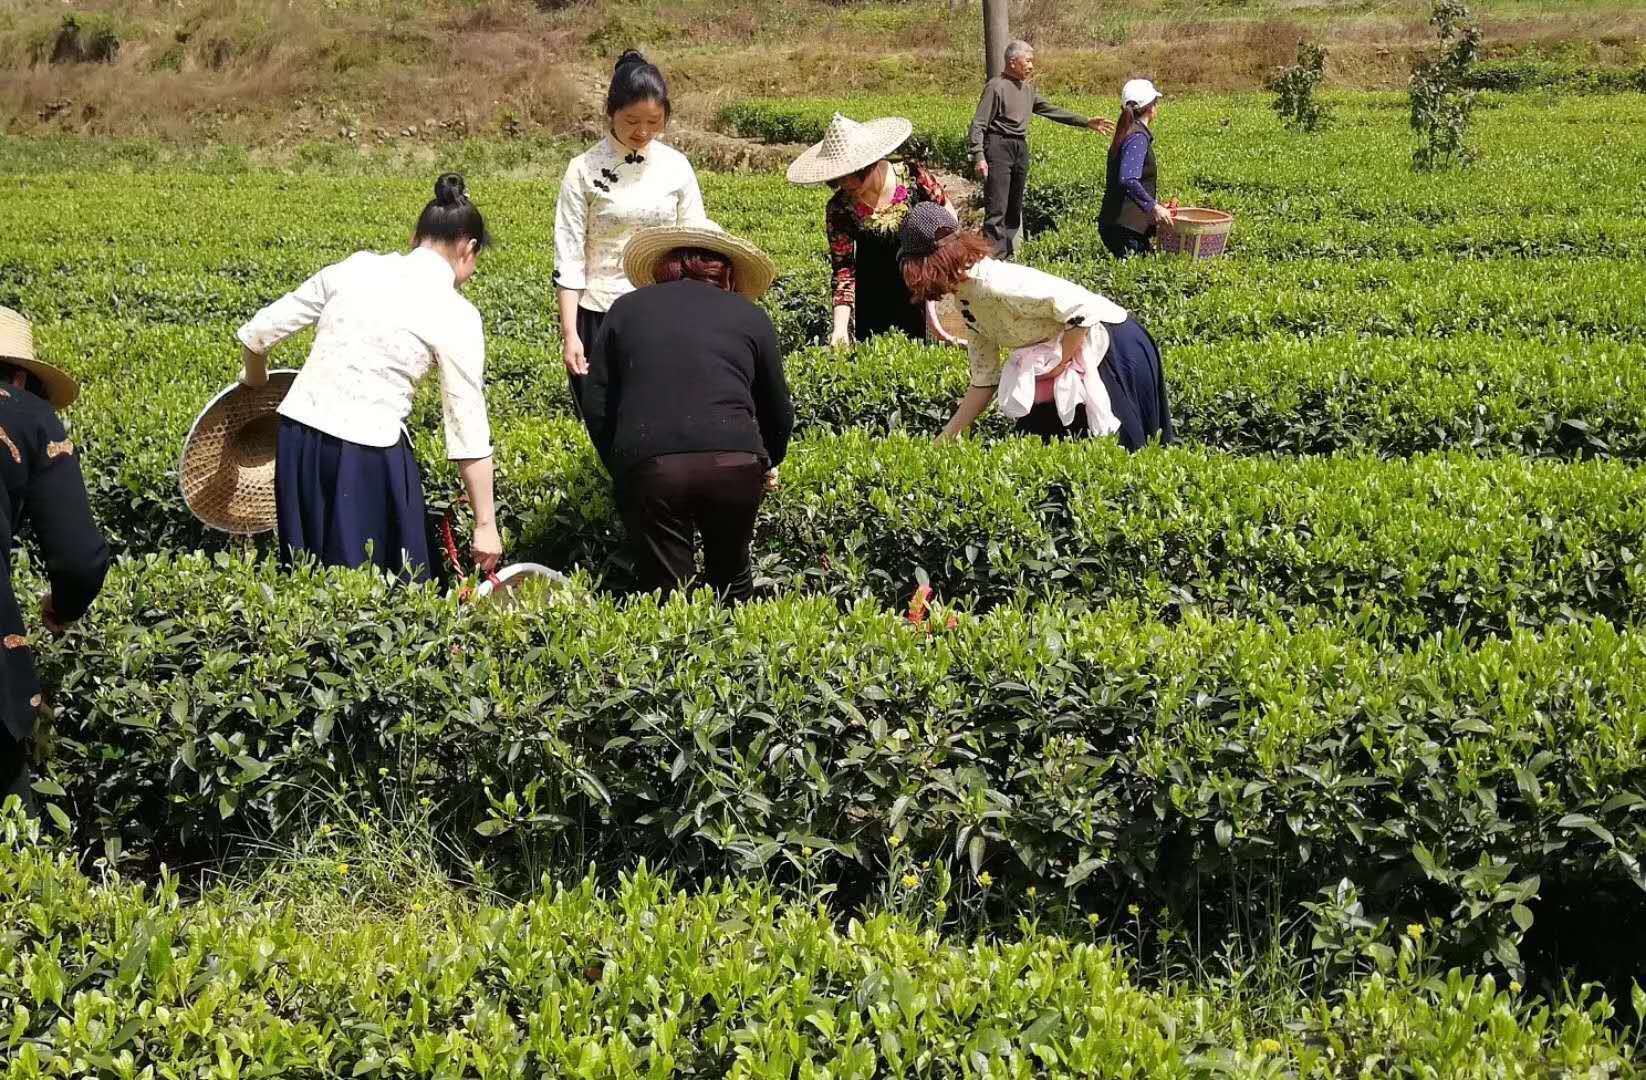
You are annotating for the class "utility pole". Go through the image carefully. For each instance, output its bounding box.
[983,0,1009,80]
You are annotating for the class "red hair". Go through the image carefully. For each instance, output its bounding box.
[900,230,994,302]
[653,247,735,292]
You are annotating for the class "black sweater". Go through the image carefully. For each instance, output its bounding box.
[584,280,793,477]
[0,385,110,741]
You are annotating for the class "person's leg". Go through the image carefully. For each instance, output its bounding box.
[691,453,767,603]
[981,136,1016,256]
[1014,401,1090,442]
[1002,139,1030,257]
[383,438,433,581]
[615,455,698,596]
[0,727,33,817]
[568,308,604,425]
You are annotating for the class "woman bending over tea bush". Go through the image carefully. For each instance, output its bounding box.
[898,203,1173,445]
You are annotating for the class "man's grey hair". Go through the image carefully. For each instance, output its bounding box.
[1005,40,1034,63]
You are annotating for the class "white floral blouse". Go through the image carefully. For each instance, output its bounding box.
[954,258,1129,387]
[553,135,707,314]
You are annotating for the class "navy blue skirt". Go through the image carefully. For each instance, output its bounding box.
[274,417,432,579]
[1014,316,1175,451]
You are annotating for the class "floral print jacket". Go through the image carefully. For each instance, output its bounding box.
[825,161,947,308]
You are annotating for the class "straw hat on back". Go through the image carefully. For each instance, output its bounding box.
[786,113,914,185]
[179,372,298,535]
[622,220,778,301]
[0,306,79,410]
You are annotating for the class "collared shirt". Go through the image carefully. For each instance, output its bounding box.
[953,258,1128,387]
[553,135,707,314]
[967,76,1089,160]
[236,247,491,460]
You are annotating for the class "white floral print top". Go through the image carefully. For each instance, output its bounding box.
[954,258,1129,387]
[553,135,707,314]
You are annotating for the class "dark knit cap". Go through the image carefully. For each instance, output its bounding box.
[898,202,960,261]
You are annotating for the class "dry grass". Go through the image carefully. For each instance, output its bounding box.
[0,0,1639,145]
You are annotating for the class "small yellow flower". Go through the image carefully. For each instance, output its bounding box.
[1127,903,1141,917]
[888,834,902,849]
[336,862,350,877]
[977,871,993,888]
[801,846,815,859]
[1406,923,1425,941]
[1026,886,1038,899]
[901,874,920,889]
[1256,1039,1282,1055]
[1509,980,1522,994]
[1086,913,1101,927]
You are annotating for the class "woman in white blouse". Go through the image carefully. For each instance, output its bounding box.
[237,173,502,580]
[554,51,706,421]
[897,203,1174,447]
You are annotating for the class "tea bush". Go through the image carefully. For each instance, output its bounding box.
[5,809,1638,1077]
[30,554,1646,973]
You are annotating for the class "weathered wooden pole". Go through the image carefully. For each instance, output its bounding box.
[983,0,1010,80]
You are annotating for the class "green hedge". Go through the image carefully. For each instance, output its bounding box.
[33,554,1646,973]
[5,815,1637,1077]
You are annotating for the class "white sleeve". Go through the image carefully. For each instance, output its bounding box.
[437,305,493,461]
[677,162,707,225]
[236,259,341,354]
[552,159,589,292]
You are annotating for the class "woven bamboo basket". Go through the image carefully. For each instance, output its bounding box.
[1157,207,1235,259]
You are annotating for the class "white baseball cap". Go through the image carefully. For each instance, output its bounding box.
[1121,78,1163,109]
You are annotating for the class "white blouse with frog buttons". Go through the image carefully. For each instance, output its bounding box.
[236,247,491,461]
[954,258,1129,388]
[553,135,707,315]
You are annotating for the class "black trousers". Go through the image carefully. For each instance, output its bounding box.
[1099,223,1152,259]
[982,134,1030,258]
[615,451,767,603]
[1,727,32,817]
[566,306,605,425]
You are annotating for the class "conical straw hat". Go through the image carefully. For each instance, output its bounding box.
[178,371,297,535]
[622,220,778,300]
[0,306,78,410]
[786,113,914,185]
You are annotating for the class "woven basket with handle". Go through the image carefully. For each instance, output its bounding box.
[1157,207,1235,259]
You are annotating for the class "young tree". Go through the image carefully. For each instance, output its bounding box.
[1409,0,1482,170]
[1269,41,1331,133]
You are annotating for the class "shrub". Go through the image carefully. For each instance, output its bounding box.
[1410,0,1483,171]
[30,554,1646,975]
[1268,41,1331,133]
[4,809,1639,1076]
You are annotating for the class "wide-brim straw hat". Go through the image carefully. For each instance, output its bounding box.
[178,371,298,535]
[0,306,79,410]
[622,221,778,301]
[786,113,914,185]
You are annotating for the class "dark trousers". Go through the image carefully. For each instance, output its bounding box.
[1099,223,1152,259]
[567,307,605,425]
[1015,402,1092,441]
[1,728,32,817]
[615,451,767,603]
[982,134,1030,258]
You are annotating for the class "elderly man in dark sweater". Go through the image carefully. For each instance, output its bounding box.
[968,41,1112,257]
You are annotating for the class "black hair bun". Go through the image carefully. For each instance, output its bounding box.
[614,49,648,72]
[433,172,467,207]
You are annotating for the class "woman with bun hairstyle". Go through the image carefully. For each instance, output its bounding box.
[236,173,501,580]
[554,51,706,421]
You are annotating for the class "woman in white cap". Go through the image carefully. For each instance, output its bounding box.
[554,51,706,421]
[787,114,951,348]
[898,203,1173,448]
[235,173,501,580]
[0,306,109,811]
[1098,79,1175,259]
[583,223,791,603]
